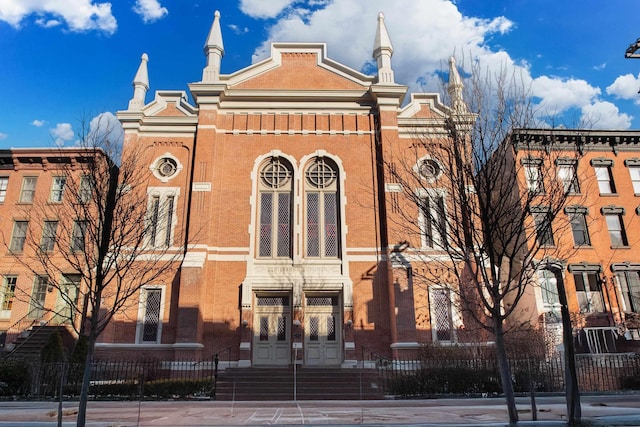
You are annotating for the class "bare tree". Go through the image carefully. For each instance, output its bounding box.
[6,114,183,427]
[384,58,584,424]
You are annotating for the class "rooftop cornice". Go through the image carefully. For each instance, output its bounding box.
[510,128,640,153]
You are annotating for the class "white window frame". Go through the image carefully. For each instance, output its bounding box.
[570,269,604,314]
[428,286,462,343]
[0,177,8,203]
[612,266,640,314]
[135,285,166,344]
[0,275,17,319]
[50,176,66,202]
[525,165,544,193]
[417,188,447,250]
[594,166,616,194]
[557,164,580,194]
[20,176,37,203]
[10,220,28,252]
[40,220,58,252]
[602,206,628,247]
[146,187,179,248]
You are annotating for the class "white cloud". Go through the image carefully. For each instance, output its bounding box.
[581,101,633,130]
[31,119,45,127]
[531,76,601,114]
[228,24,249,34]
[606,73,640,102]
[0,0,117,34]
[133,0,168,23]
[240,0,297,19]
[0,132,7,140]
[238,0,634,129]
[35,18,61,28]
[88,112,124,148]
[50,123,74,146]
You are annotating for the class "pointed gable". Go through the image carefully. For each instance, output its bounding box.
[224,43,373,91]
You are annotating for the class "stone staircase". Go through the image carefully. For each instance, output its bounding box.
[214,366,385,401]
[2,325,75,360]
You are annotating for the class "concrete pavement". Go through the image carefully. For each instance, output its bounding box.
[1,395,640,426]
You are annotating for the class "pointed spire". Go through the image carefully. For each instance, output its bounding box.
[202,10,224,83]
[372,12,394,84]
[448,56,467,113]
[128,53,149,111]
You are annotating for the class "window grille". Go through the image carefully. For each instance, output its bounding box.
[306,296,337,306]
[432,288,453,341]
[257,296,289,306]
[259,316,269,341]
[164,195,174,247]
[324,193,338,257]
[260,158,291,189]
[142,288,162,342]
[277,317,287,341]
[309,316,319,341]
[305,158,336,189]
[306,193,320,257]
[277,193,290,257]
[258,157,292,258]
[327,316,336,341]
[304,157,340,258]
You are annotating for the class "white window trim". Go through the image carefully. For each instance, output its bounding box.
[428,286,462,343]
[135,285,166,344]
[416,188,447,250]
[150,153,183,183]
[146,187,180,248]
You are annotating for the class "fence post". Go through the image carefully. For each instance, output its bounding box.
[213,353,219,399]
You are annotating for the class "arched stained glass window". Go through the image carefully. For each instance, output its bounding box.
[258,157,293,258]
[305,157,340,258]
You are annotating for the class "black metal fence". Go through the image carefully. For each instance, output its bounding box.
[0,357,219,400]
[380,353,640,397]
[1,353,639,400]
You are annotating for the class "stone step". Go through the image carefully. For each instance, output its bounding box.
[214,367,384,401]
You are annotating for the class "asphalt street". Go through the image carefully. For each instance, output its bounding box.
[1,394,640,426]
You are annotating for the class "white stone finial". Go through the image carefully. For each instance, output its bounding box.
[202,10,224,83]
[128,53,149,111]
[372,12,394,84]
[448,56,467,113]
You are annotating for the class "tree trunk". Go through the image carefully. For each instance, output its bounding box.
[494,317,518,425]
[555,270,581,423]
[76,332,96,427]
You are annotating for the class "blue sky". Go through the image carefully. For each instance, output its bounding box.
[1,0,639,148]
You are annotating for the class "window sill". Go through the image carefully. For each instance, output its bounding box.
[611,245,631,249]
[599,193,619,197]
[573,245,593,249]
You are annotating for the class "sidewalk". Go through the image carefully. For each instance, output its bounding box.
[1,395,640,426]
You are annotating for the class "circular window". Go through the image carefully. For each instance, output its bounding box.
[306,158,337,189]
[156,158,178,178]
[418,159,441,181]
[260,158,291,189]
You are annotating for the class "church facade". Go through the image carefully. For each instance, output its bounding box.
[103,11,469,366]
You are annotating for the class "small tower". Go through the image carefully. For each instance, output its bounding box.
[128,53,149,111]
[448,56,467,114]
[372,12,394,84]
[202,10,224,83]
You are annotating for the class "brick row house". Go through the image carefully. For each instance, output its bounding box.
[1,11,639,367]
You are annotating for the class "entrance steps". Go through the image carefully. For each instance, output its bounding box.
[214,366,384,401]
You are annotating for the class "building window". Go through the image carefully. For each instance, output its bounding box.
[71,220,87,252]
[0,276,17,318]
[525,164,544,193]
[571,269,604,313]
[78,176,93,203]
[305,157,339,258]
[615,270,640,313]
[40,220,58,252]
[430,287,455,342]
[417,158,442,182]
[50,176,66,202]
[0,177,8,203]
[565,207,590,246]
[557,162,580,194]
[136,287,164,343]
[538,269,560,317]
[258,157,293,258]
[593,165,616,195]
[55,274,81,324]
[20,176,37,203]
[29,275,49,319]
[146,188,178,248]
[10,221,28,252]
[420,191,447,249]
[602,206,628,247]
[629,167,640,194]
[531,207,554,246]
